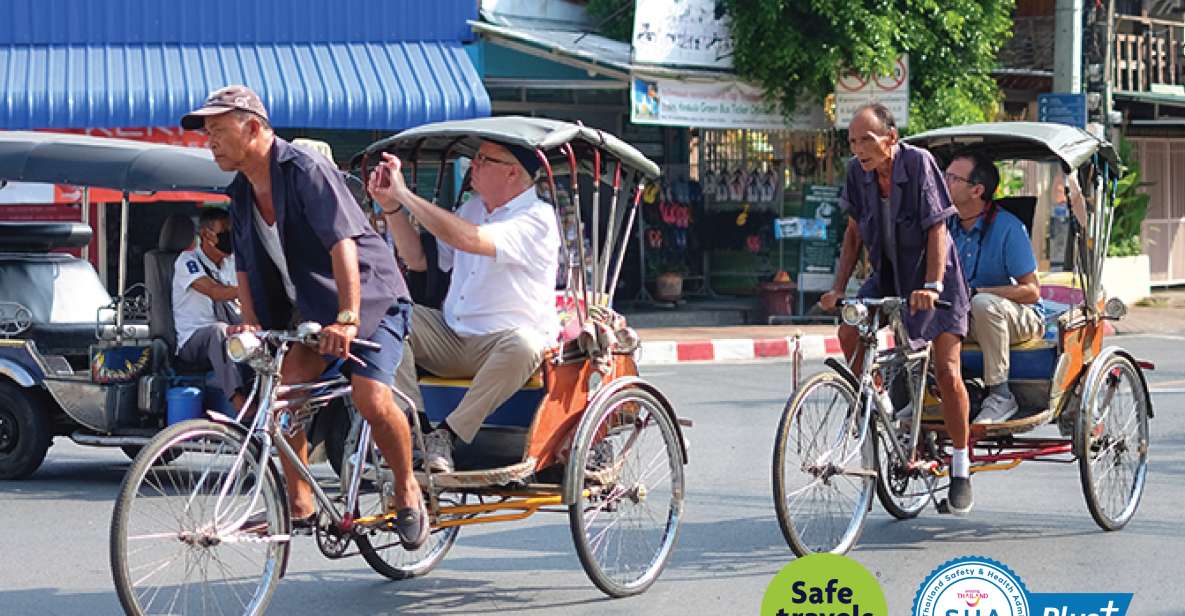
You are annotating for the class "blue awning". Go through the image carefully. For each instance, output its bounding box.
[0,40,491,130]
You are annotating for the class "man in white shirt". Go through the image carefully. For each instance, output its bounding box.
[367,140,560,473]
[172,208,250,411]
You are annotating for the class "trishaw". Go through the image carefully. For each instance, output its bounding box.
[772,122,1154,555]
[0,131,243,479]
[109,116,689,615]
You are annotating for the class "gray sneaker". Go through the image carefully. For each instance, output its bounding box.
[424,428,454,474]
[974,392,1019,424]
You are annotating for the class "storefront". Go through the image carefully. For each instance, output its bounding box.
[0,0,491,289]
[471,0,853,317]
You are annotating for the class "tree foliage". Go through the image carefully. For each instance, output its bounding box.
[586,0,634,41]
[1108,139,1151,257]
[725,0,1016,133]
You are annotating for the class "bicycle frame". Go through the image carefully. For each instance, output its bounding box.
[842,298,946,506]
[211,327,431,537]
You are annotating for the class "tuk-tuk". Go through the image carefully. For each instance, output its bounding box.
[0,131,238,478]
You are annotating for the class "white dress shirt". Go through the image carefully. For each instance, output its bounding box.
[439,187,560,341]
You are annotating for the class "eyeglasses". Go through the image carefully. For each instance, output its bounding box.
[473,152,517,167]
[943,172,974,186]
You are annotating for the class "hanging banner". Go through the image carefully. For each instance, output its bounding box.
[632,0,734,69]
[834,54,910,129]
[631,76,825,130]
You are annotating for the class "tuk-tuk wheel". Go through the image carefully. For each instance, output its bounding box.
[0,381,51,480]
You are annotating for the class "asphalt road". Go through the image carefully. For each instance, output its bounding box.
[1,334,1181,615]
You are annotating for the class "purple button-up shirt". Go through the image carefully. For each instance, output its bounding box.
[229,138,409,339]
[839,142,970,349]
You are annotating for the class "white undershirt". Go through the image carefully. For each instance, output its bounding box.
[251,207,297,303]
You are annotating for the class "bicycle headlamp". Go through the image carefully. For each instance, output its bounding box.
[226,332,262,363]
[841,303,868,327]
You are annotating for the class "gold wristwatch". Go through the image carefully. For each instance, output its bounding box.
[335,309,359,326]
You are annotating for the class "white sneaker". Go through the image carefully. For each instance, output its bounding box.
[974,393,1019,424]
[423,428,454,473]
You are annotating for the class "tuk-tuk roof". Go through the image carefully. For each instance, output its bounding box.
[904,122,1120,171]
[0,131,234,193]
[360,116,662,180]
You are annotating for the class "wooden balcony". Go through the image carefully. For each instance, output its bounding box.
[1113,14,1185,94]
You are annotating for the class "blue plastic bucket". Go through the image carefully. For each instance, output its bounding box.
[166,386,204,425]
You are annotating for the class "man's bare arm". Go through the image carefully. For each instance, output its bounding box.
[383,210,428,272]
[831,217,863,293]
[978,271,1041,305]
[329,238,361,316]
[235,271,260,327]
[190,277,239,302]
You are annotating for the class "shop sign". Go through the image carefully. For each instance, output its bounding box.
[798,185,842,291]
[631,75,825,130]
[834,54,910,128]
[632,0,733,69]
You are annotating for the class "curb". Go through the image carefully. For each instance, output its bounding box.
[638,331,893,365]
[637,323,1117,366]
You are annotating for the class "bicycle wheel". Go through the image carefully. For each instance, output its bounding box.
[111,419,289,616]
[1077,354,1150,531]
[873,418,930,519]
[772,372,874,556]
[340,415,459,580]
[567,387,685,598]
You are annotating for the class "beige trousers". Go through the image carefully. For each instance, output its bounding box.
[964,292,1045,386]
[395,305,547,443]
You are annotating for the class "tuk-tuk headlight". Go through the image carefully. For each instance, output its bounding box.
[841,303,868,327]
[227,332,261,363]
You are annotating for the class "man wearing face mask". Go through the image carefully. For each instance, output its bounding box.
[172,207,251,411]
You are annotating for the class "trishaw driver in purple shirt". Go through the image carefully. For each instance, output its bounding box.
[181,85,429,548]
[819,103,975,515]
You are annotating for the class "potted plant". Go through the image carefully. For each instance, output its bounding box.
[652,255,690,302]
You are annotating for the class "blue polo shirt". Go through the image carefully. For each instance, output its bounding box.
[950,206,1042,317]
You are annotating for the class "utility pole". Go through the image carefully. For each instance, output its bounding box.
[1055,0,1084,93]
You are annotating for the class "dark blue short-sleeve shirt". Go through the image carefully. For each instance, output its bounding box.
[228,138,409,338]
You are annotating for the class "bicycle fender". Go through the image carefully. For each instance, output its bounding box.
[824,357,859,390]
[1084,347,1155,420]
[562,376,688,506]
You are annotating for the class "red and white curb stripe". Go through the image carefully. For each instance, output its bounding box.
[638,331,894,365]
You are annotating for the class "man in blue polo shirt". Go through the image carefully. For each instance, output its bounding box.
[944,151,1044,424]
[181,85,428,548]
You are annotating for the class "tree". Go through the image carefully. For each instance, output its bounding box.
[587,0,635,42]
[726,0,1016,133]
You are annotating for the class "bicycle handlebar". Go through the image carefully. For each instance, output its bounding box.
[839,297,952,311]
[249,323,382,350]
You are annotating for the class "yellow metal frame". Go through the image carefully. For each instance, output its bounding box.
[933,458,1024,477]
[354,490,590,530]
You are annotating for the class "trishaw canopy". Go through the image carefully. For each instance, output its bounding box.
[358,116,662,180]
[904,122,1120,171]
[0,131,233,193]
